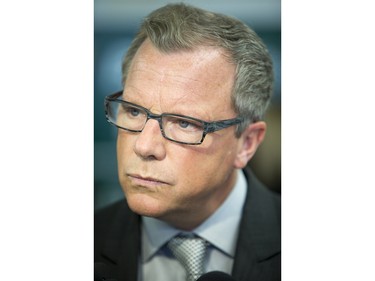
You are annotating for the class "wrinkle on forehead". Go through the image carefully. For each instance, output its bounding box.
[124,40,236,120]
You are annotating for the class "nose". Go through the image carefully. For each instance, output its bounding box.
[133,119,167,160]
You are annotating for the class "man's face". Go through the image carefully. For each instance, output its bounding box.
[117,40,243,229]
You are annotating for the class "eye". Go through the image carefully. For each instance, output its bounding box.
[129,107,140,117]
[124,106,142,118]
[175,118,202,131]
[178,120,191,129]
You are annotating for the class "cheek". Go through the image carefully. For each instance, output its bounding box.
[172,144,237,189]
[116,134,135,184]
[117,132,132,160]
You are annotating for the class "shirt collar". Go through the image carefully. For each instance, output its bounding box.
[141,215,180,262]
[141,169,247,262]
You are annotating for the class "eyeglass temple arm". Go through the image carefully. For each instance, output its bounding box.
[205,118,243,133]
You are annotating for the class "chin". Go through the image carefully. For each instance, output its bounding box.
[126,193,167,218]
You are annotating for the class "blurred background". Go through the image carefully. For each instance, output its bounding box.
[94,0,281,211]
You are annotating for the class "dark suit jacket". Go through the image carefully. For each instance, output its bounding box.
[95,168,281,281]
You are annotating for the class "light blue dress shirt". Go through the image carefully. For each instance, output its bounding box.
[139,169,247,281]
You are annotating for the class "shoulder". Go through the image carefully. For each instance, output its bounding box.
[241,166,281,248]
[95,200,128,231]
[94,200,138,260]
[243,167,281,218]
[232,168,281,280]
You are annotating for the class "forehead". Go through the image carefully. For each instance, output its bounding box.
[124,40,237,118]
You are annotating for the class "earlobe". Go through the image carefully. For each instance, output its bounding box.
[234,121,266,169]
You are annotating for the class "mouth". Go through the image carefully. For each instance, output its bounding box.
[127,173,170,187]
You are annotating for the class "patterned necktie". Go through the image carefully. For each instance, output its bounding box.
[167,235,208,281]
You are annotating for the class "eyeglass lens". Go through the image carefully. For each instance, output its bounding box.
[106,100,205,144]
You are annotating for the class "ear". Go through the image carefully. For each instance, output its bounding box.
[234,121,267,169]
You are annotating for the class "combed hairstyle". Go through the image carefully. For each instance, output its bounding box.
[121,3,274,136]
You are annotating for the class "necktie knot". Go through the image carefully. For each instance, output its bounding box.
[167,235,208,281]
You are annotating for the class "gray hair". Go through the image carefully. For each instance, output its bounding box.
[121,3,274,136]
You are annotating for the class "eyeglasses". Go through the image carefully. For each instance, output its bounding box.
[104,91,243,145]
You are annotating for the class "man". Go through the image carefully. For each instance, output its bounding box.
[95,3,280,281]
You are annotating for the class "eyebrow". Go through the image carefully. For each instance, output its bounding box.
[122,86,227,122]
[121,98,215,122]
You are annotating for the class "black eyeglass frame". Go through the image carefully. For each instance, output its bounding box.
[104,91,244,145]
